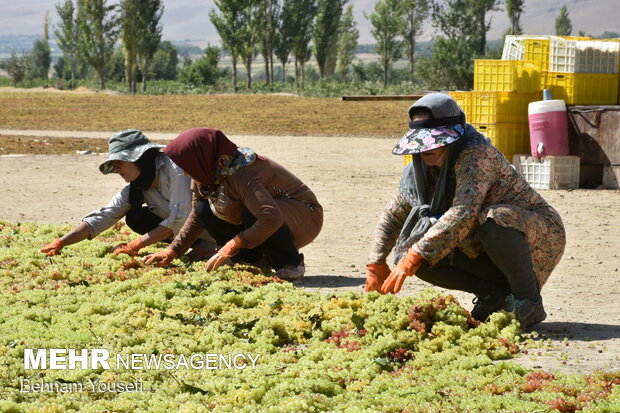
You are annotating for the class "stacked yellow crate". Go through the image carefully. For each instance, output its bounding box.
[542,37,620,104]
[466,59,541,162]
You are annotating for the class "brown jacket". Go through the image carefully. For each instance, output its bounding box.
[169,157,323,255]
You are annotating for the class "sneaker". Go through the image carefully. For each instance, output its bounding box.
[471,291,507,321]
[276,255,305,281]
[504,294,547,331]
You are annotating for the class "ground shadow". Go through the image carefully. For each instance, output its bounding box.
[534,321,620,341]
[302,275,366,289]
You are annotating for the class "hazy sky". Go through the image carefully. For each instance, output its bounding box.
[1,0,618,46]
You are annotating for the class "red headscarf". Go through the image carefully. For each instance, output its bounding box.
[164,128,238,185]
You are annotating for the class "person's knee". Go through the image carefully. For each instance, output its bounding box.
[479,219,526,251]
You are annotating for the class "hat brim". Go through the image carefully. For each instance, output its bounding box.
[392,124,464,155]
[99,142,165,174]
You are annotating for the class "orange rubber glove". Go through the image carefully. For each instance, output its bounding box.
[40,238,64,256]
[381,249,425,294]
[143,248,177,267]
[112,237,144,256]
[206,236,242,271]
[365,263,391,293]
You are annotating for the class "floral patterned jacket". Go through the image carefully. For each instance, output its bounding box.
[368,144,566,288]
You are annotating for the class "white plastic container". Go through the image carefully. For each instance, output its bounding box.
[512,154,580,189]
[528,100,569,157]
[549,39,620,73]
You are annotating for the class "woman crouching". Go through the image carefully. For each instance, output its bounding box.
[145,128,323,281]
[366,93,566,331]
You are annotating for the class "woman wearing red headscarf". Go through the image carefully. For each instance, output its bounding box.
[144,128,323,280]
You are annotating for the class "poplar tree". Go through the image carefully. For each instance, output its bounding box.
[239,0,261,89]
[401,0,429,82]
[505,0,524,35]
[120,0,139,92]
[467,0,500,56]
[256,0,279,83]
[555,5,572,36]
[28,14,52,79]
[76,0,119,89]
[336,4,359,80]
[54,0,79,86]
[274,0,294,83]
[136,0,163,92]
[366,0,405,87]
[313,0,347,78]
[210,0,250,91]
[289,0,317,86]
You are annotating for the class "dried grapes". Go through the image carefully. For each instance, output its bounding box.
[0,221,618,412]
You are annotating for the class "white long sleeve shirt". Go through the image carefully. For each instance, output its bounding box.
[82,153,213,243]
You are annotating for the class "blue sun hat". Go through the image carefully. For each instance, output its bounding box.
[99,129,164,174]
[392,93,466,155]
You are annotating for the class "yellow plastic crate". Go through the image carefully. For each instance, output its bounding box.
[541,71,619,105]
[469,91,540,124]
[474,60,541,92]
[524,39,550,70]
[448,91,473,117]
[472,122,530,162]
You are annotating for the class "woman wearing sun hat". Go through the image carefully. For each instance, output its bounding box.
[365,92,566,331]
[143,127,323,281]
[40,129,216,259]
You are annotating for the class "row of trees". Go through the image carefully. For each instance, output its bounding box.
[54,0,163,91]
[208,0,529,89]
[3,0,582,92]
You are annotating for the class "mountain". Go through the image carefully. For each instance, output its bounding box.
[0,0,617,49]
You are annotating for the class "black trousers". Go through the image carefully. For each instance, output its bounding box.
[415,219,540,300]
[125,206,163,235]
[195,199,301,270]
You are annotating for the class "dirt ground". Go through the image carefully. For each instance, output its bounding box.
[1,129,619,376]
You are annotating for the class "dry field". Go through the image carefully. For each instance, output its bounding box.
[0,89,408,138]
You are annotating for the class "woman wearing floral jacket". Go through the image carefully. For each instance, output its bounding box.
[365,93,566,331]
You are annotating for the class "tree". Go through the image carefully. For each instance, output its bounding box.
[27,15,52,80]
[151,41,178,80]
[401,0,430,83]
[505,0,524,35]
[555,5,572,36]
[336,4,358,80]
[417,38,474,90]
[3,52,29,86]
[289,0,317,86]
[256,0,279,83]
[210,0,251,91]
[274,0,295,83]
[136,0,163,92]
[28,38,52,80]
[466,0,500,56]
[366,0,404,87]
[54,0,79,86]
[313,0,347,78]
[179,45,221,87]
[239,0,261,89]
[76,0,119,89]
[120,0,139,92]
